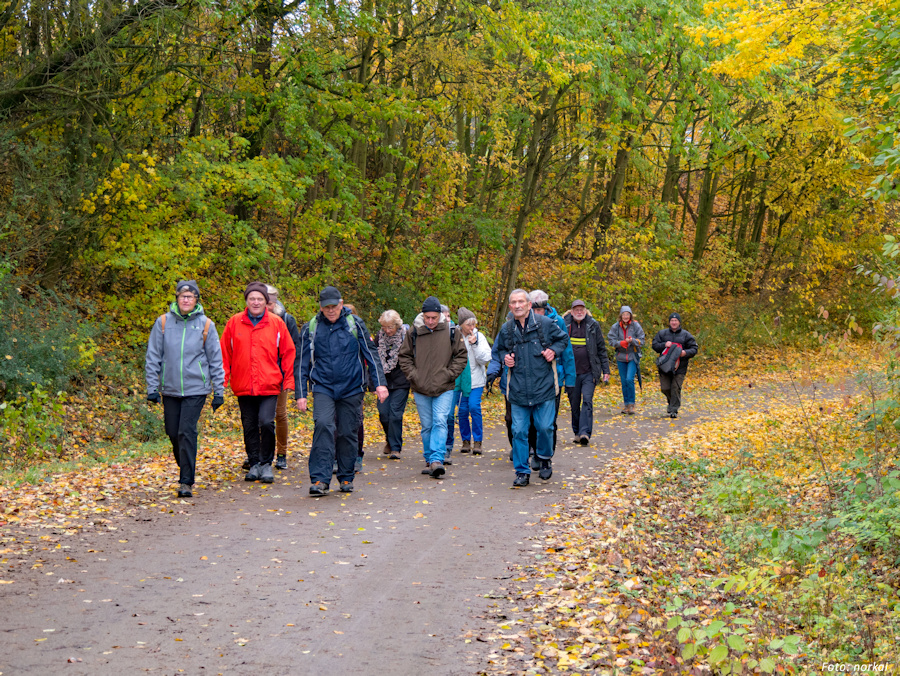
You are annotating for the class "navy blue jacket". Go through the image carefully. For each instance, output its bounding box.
[298,307,386,400]
[492,310,570,406]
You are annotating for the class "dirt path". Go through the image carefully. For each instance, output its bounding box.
[1,385,809,675]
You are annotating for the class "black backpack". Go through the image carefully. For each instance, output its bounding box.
[656,343,683,373]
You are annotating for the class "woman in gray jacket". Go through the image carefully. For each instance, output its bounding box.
[145,280,225,497]
[607,305,645,415]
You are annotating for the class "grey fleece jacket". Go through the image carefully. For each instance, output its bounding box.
[145,303,225,398]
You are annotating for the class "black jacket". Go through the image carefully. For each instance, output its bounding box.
[564,313,610,380]
[651,326,699,375]
[493,310,570,407]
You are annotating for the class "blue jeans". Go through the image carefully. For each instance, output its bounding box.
[414,391,455,464]
[445,390,461,452]
[458,387,484,442]
[377,387,410,452]
[310,392,364,485]
[617,359,638,405]
[510,399,556,475]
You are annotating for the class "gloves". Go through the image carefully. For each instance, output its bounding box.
[485,372,499,396]
[147,392,160,404]
[212,394,224,412]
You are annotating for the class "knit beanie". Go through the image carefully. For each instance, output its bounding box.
[244,281,270,303]
[175,280,200,299]
[669,312,682,322]
[457,307,476,325]
[422,296,442,313]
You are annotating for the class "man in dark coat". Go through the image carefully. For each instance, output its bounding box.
[297,286,388,496]
[651,312,699,418]
[493,289,570,487]
[563,300,611,445]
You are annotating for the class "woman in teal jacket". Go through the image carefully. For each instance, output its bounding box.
[145,280,225,497]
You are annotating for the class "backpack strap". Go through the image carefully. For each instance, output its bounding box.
[202,318,211,344]
[308,314,360,368]
[159,314,167,334]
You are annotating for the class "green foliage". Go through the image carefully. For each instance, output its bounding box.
[0,274,105,399]
[0,386,66,465]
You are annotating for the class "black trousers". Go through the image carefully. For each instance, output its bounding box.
[659,371,686,413]
[567,372,596,438]
[238,395,278,466]
[312,392,365,485]
[163,395,207,486]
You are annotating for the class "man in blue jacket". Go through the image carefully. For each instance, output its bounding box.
[529,290,575,468]
[296,286,388,496]
[493,289,570,487]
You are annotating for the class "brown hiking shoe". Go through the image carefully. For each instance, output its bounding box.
[430,461,445,479]
[381,442,391,455]
[461,439,472,453]
[472,441,482,455]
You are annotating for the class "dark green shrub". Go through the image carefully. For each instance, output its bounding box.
[0,273,105,399]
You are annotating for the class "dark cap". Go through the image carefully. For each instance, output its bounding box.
[669,312,682,322]
[571,299,586,309]
[176,280,200,299]
[244,281,270,303]
[318,286,342,307]
[422,296,442,314]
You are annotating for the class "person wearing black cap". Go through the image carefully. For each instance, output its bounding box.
[564,299,610,444]
[145,280,225,498]
[297,286,388,496]
[222,281,296,485]
[398,296,468,478]
[651,313,699,418]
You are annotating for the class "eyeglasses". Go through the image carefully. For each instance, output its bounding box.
[177,294,195,300]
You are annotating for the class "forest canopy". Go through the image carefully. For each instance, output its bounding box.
[0,0,897,344]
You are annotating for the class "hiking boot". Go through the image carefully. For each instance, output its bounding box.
[530,451,541,471]
[461,439,472,453]
[260,463,274,484]
[670,411,678,419]
[626,404,636,415]
[444,455,453,465]
[621,405,628,415]
[242,459,251,471]
[309,481,329,496]
[177,484,193,498]
[513,473,530,487]
[389,450,401,460]
[355,457,363,473]
[430,461,445,479]
[538,458,552,481]
[472,441,482,455]
[245,463,262,482]
[340,480,354,493]
[579,435,589,446]
[572,437,581,444]
[382,442,391,455]
[275,455,287,470]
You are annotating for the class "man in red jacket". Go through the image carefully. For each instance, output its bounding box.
[222,281,296,484]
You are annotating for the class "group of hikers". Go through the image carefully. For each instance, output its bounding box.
[145,281,699,498]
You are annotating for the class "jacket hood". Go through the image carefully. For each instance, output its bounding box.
[413,312,448,333]
[619,305,633,319]
[169,301,206,320]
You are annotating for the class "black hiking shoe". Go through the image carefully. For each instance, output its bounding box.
[579,435,589,446]
[242,459,251,471]
[340,480,354,493]
[260,463,274,484]
[245,463,262,482]
[177,484,193,498]
[275,455,287,470]
[670,411,678,418]
[538,458,552,481]
[513,473,530,487]
[309,481,329,496]
[530,451,541,471]
[430,461,445,479]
